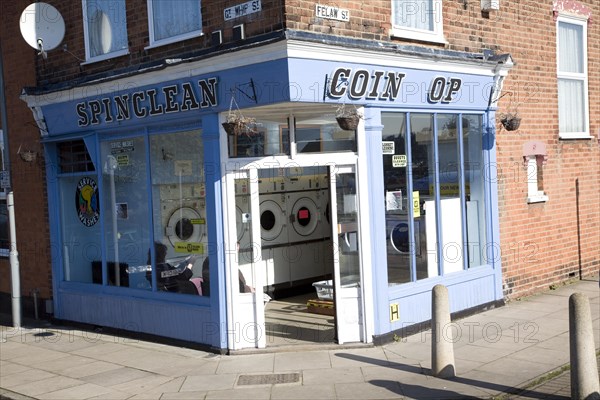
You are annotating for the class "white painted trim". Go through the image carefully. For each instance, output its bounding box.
[80,49,130,65]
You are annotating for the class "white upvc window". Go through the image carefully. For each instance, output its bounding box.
[147,0,203,48]
[390,0,445,44]
[82,0,129,63]
[556,14,590,139]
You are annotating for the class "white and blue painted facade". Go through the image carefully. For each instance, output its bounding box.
[23,40,513,351]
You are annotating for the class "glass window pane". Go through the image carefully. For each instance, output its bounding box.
[558,79,585,133]
[151,0,201,42]
[393,0,434,31]
[149,130,207,296]
[382,113,412,285]
[100,137,151,289]
[411,113,437,280]
[437,114,464,275]
[0,201,7,252]
[558,22,583,74]
[462,115,486,268]
[228,119,289,158]
[84,0,128,58]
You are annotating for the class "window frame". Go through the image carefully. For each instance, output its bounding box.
[146,0,204,49]
[81,0,130,64]
[390,0,446,44]
[556,14,590,139]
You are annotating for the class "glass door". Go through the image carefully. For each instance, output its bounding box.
[226,169,266,349]
[330,164,364,343]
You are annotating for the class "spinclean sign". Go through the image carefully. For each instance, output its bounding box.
[224,0,262,21]
[315,4,349,22]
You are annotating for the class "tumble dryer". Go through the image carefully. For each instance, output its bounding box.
[259,193,287,247]
[386,214,421,256]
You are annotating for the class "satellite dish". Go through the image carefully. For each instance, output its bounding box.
[19,3,66,59]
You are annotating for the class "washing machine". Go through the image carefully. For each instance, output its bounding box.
[159,183,206,249]
[386,214,421,256]
[259,193,287,247]
[286,189,322,244]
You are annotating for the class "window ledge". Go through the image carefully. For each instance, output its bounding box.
[527,194,549,204]
[390,28,447,45]
[558,134,594,140]
[81,49,130,66]
[145,31,204,50]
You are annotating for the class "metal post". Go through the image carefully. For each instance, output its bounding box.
[8,191,21,328]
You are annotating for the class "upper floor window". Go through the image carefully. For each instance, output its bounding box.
[391,0,445,44]
[82,0,129,62]
[147,0,202,48]
[556,15,589,139]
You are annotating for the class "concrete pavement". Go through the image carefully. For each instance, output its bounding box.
[1,277,598,399]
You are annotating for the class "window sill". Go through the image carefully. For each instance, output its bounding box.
[81,49,130,66]
[145,31,204,50]
[390,28,447,45]
[527,194,549,204]
[558,134,594,140]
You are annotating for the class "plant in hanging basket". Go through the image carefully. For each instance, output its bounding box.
[222,112,257,136]
[335,104,363,131]
[499,113,521,131]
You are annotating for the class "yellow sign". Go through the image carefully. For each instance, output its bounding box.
[190,218,205,225]
[174,242,204,254]
[390,303,399,322]
[116,154,129,166]
[412,191,420,217]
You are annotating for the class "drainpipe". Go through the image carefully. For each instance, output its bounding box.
[0,43,21,328]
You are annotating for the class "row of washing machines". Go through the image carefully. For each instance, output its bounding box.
[236,171,333,294]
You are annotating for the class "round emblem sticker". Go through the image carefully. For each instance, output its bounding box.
[75,177,99,227]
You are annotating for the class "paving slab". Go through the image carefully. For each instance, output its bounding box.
[271,383,336,400]
[334,380,402,399]
[80,366,154,387]
[8,375,84,397]
[273,350,331,371]
[205,386,272,399]
[159,391,208,400]
[58,360,124,379]
[36,382,114,400]
[330,347,391,368]
[215,353,274,374]
[302,366,364,385]
[179,373,238,392]
[0,368,57,390]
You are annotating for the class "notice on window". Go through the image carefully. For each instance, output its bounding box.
[413,191,420,218]
[392,155,407,167]
[382,141,395,155]
[386,190,402,211]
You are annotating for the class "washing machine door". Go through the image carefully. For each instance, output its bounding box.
[259,199,285,244]
[166,207,205,247]
[389,220,410,254]
[289,195,319,241]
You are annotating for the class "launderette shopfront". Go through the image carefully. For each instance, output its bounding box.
[22,40,512,352]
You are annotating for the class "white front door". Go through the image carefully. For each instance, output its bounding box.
[224,169,266,350]
[330,164,364,343]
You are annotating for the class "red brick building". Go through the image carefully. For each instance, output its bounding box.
[0,0,597,349]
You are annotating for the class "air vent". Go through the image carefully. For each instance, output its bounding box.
[233,24,245,41]
[211,30,222,46]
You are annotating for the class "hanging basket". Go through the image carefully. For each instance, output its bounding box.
[336,116,360,131]
[500,114,521,131]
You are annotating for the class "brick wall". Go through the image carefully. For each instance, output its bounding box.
[0,1,53,314]
[35,0,286,87]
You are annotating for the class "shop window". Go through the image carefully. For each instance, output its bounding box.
[148,130,208,296]
[391,0,445,44]
[147,0,202,48]
[82,0,129,62]
[383,112,487,286]
[0,197,8,257]
[556,15,589,138]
